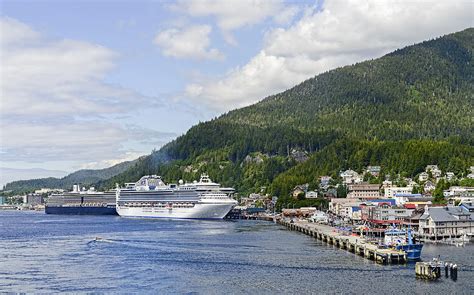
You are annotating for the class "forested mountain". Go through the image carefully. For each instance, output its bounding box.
[3,159,138,193]
[5,29,474,198]
[99,28,473,197]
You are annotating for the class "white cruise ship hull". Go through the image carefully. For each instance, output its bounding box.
[116,202,236,219]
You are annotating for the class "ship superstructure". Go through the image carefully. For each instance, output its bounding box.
[116,174,237,219]
[45,186,117,215]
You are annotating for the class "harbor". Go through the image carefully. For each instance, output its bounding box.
[278,218,408,264]
[1,210,472,293]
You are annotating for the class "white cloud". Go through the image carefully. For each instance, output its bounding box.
[0,17,174,172]
[78,151,143,170]
[0,119,176,164]
[1,26,148,117]
[185,0,474,110]
[171,0,293,44]
[0,17,40,48]
[153,25,224,60]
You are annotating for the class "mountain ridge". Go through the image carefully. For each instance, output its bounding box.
[3,159,139,193]
[3,28,473,196]
[99,28,473,196]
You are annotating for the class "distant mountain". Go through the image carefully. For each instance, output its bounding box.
[3,159,138,193]
[0,167,68,189]
[100,28,473,197]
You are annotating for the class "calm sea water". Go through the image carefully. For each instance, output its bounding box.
[0,211,473,294]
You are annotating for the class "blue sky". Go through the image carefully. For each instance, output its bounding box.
[0,0,472,186]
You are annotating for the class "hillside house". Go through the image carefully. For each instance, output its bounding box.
[292,184,309,198]
[426,165,442,178]
[445,172,455,181]
[366,166,381,177]
[319,176,332,188]
[305,191,318,199]
[418,172,429,182]
[340,169,362,184]
[424,180,436,193]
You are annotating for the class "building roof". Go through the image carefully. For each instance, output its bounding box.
[348,183,380,191]
[419,206,472,222]
[420,207,456,222]
[369,199,396,205]
[394,193,422,197]
[406,197,433,202]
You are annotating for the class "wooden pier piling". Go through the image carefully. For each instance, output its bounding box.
[278,219,406,265]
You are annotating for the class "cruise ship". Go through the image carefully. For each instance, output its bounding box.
[45,185,117,215]
[116,174,237,219]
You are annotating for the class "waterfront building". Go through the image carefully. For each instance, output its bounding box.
[362,202,414,226]
[329,198,361,216]
[339,202,363,221]
[26,194,44,205]
[404,209,425,232]
[0,196,5,205]
[384,186,413,198]
[241,193,267,207]
[282,207,316,218]
[418,206,473,241]
[347,183,381,199]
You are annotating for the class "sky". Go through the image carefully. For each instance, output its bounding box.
[0,0,472,186]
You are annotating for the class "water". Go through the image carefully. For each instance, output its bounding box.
[0,211,473,294]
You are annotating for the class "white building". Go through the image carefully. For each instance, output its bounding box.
[339,202,363,221]
[340,170,362,185]
[305,191,318,199]
[445,172,455,181]
[443,186,474,198]
[347,183,380,199]
[366,166,381,177]
[424,181,436,193]
[426,165,442,178]
[418,206,473,240]
[467,166,474,179]
[418,172,429,182]
[329,198,361,216]
[384,186,413,198]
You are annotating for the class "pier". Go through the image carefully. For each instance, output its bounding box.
[278,219,407,264]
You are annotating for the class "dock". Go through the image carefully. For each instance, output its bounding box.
[278,219,407,264]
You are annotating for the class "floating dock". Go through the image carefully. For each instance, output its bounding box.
[278,219,407,264]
